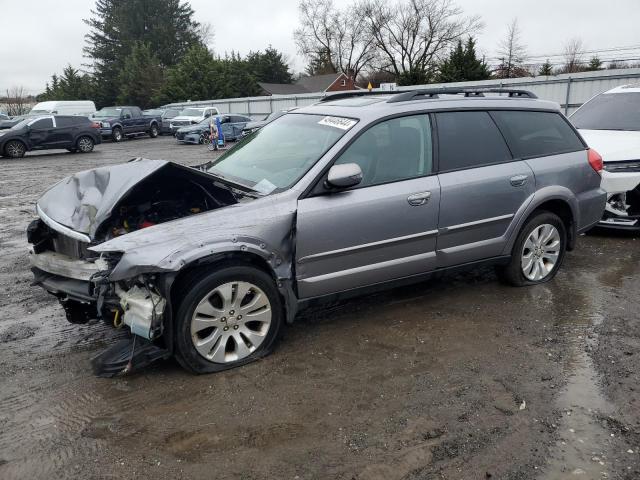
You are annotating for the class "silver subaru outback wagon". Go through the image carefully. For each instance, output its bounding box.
[28,88,606,375]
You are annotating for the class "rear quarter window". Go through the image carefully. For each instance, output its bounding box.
[491,110,584,158]
[436,111,512,171]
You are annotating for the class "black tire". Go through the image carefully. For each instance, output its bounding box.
[174,265,284,374]
[4,140,26,158]
[149,124,159,138]
[76,135,95,153]
[497,211,567,287]
[112,127,123,142]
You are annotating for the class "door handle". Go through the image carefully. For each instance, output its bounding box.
[407,191,431,206]
[510,174,528,187]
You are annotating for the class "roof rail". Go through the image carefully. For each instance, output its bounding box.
[386,87,538,103]
[318,91,392,103]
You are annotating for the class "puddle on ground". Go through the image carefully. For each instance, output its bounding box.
[540,270,617,479]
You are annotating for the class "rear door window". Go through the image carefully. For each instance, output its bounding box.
[435,111,511,171]
[491,110,584,158]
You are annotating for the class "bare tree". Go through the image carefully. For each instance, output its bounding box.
[495,18,528,78]
[561,38,585,74]
[4,86,30,116]
[294,0,375,80]
[359,0,481,85]
[196,22,215,49]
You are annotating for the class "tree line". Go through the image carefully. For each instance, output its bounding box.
[37,0,292,108]
[30,0,640,110]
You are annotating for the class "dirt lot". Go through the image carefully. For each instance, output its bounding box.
[0,136,638,480]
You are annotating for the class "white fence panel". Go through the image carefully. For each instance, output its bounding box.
[162,68,640,119]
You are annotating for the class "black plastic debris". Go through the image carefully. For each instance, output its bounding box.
[91,337,170,377]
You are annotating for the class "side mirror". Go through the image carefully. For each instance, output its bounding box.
[326,163,363,189]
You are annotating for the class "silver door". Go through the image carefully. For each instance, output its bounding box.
[295,113,440,298]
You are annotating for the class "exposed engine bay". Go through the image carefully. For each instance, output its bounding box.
[97,164,245,241]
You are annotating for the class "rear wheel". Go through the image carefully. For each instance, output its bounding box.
[497,211,566,286]
[112,127,123,142]
[174,265,284,374]
[149,124,159,138]
[76,136,95,153]
[4,140,26,158]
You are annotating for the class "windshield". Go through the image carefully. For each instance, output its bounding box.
[264,111,286,122]
[94,108,122,118]
[179,108,204,117]
[30,109,50,114]
[10,118,31,130]
[571,92,640,131]
[207,114,356,193]
[144,109,162,116]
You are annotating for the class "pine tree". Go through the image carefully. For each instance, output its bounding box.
[246,46,293,84]
[438,37,490,83]
[117,43,163,108]
[586,56,603,71]
[84,0,201,106]
[538,60,553,76]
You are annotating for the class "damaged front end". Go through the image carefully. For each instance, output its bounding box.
[28,158,276,375]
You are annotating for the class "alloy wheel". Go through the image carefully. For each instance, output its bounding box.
[190,281,272,363]
[6,141,25,158]
[77,137,93,152]
[521,224,561,281]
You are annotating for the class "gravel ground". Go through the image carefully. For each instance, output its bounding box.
[0,136,638,480]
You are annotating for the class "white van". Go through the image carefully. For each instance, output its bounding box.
[29,101,96,116]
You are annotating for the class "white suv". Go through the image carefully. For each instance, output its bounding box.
[169,106,220,133]
[571,85,640,230]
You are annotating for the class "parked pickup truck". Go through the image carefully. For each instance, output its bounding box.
[92,106,161,142]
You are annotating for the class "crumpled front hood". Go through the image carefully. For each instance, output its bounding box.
[37,158,168,238]
[579,129,640,162]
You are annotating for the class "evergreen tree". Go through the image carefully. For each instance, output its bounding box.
[246,46,293,84]
[84,0,201,105]
[538,60,554,76]
[117,43,163,108]
[38,65,95,101]
[438,37,490,83]
[586,56,603,71]
[153,45,218,104]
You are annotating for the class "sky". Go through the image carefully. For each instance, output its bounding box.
[1,0,639,94]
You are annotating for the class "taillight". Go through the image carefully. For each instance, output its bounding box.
[588,148,603,175]
[91,121,101,129]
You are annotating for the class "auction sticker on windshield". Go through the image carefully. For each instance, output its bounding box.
[318,116,357,130]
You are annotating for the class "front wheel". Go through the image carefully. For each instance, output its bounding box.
[149,124,159,138]
[112,127,123,142]
[497,211,567,286]
[174,265,284,374]
[76,136,95,153]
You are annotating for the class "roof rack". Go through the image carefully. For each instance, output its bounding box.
[318,91,392,103]
[387,87,537,103]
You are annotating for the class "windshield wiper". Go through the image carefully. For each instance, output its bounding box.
[204,169,263,197]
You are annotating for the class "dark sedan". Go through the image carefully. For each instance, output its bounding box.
[175,114,251,144]
[0,115,102,158]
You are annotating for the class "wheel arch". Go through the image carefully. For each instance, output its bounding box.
[505,188,578,254]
